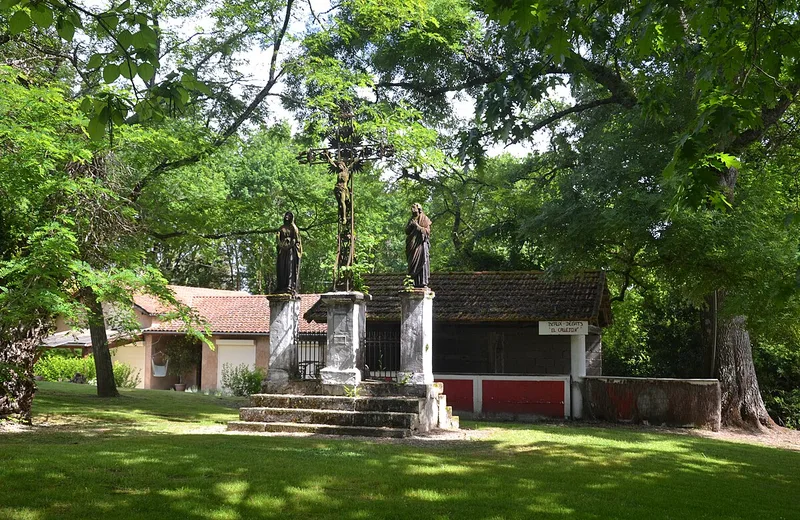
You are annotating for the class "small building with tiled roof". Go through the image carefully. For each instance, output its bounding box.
[44,286,326,391]
[305,271,609,376]
[305,271,611,418]
[48,272,611,413]
[130,288,325,391]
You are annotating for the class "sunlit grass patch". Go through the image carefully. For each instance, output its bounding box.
[0,383,798,520]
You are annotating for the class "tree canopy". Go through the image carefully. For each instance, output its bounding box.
[3,0,800,427]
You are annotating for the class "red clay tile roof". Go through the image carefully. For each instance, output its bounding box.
[304,272,612,327]
[134,285,248,316]
[143,289,325,334]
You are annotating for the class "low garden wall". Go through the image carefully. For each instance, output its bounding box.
[436,374,571,419]
[584,376,721,431]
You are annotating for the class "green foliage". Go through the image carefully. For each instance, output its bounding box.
[763,390,800,430]
[162,338,201,384]
[342,384,361,397]
[34,352,96,381]
[137,124,417,292]
[0,66,94,324]
[602,288,705,379]
[33,351,142,389]
[754,340,800,428]
[476,0,800,178]
[0,0,219,141]
[0,362,19,386]
[112,361,141,389]
[220,363,264,397]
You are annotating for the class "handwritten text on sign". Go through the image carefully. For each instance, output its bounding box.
[539,320,588,335]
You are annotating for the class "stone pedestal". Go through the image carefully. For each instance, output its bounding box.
[265,294,300,391]
[570,334,587,419]
[320,292,366,386]
[399,289,435,385]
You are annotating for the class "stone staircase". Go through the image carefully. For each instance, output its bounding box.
[228,382,459,438]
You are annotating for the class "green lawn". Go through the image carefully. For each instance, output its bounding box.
[0,383,797,520]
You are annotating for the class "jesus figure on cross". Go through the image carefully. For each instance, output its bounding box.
[297,102,394,291]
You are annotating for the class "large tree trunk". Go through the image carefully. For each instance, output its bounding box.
[703,167,774,429]
[0,320,48,423]
[715,312,773,428]
[84,289,118,398]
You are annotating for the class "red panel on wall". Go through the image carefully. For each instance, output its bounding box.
[437,379,474,412]
[482,379,565,417]
[605,384,635,420]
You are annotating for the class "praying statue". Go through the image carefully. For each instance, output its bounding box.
[405,203,431,288]
[276,211,302,294]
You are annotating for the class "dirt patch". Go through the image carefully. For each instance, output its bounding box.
[670,424,800,451]
[569,420,800,452]
[0,421,33,434]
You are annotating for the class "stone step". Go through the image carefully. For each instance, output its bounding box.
[348,381,443,398]
[227,421,411,438]
[446,406,460,430]
[239,407,419,429]
[256,380,444,398]
[249,394,422,413]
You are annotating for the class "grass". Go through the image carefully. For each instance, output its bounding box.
[0,383,798,520]
[26,381,247,433]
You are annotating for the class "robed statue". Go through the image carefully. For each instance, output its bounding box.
[276,211,302,294]
[405,203,431,288]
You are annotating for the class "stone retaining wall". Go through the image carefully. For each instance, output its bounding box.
[584,376,721,431]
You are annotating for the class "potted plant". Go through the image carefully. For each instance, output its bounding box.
[162,337,201,391]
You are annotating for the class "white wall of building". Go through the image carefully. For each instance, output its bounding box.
[216,339,256,391]
[110,342,146,389]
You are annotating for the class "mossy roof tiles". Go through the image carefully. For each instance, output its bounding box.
[303,271,612,327]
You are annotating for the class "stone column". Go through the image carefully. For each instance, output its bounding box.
[320,292,366,386]
[399,289,435,385]
[200,336,218,391]
[265,294,300,391]
[143,334,153,390]
[570,334,587,419]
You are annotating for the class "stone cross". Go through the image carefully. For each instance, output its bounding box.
[297,104,394,291]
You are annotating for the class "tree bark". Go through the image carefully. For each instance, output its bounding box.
[715,310,773,428]
[705,168,774,429]
[0,321,47,423]
[84,289,119,398]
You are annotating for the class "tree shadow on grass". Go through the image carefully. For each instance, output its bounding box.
[31,389,244,428]
[0,424,798,520]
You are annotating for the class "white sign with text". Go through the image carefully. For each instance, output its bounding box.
[539,320,588,335]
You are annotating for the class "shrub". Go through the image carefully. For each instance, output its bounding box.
[40,348,82,359]
[34,352,96,382]
[221,363,265,397]
[754,340,800,429]
[35,353,140,389]
[763,389,800,429]
[113,361,141,389]
[162,337,201,384]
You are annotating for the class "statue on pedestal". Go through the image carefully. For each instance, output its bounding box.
[276,211,302,295]
[405,203,431,288]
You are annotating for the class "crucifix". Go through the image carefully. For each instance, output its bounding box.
[297,103,394,291]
